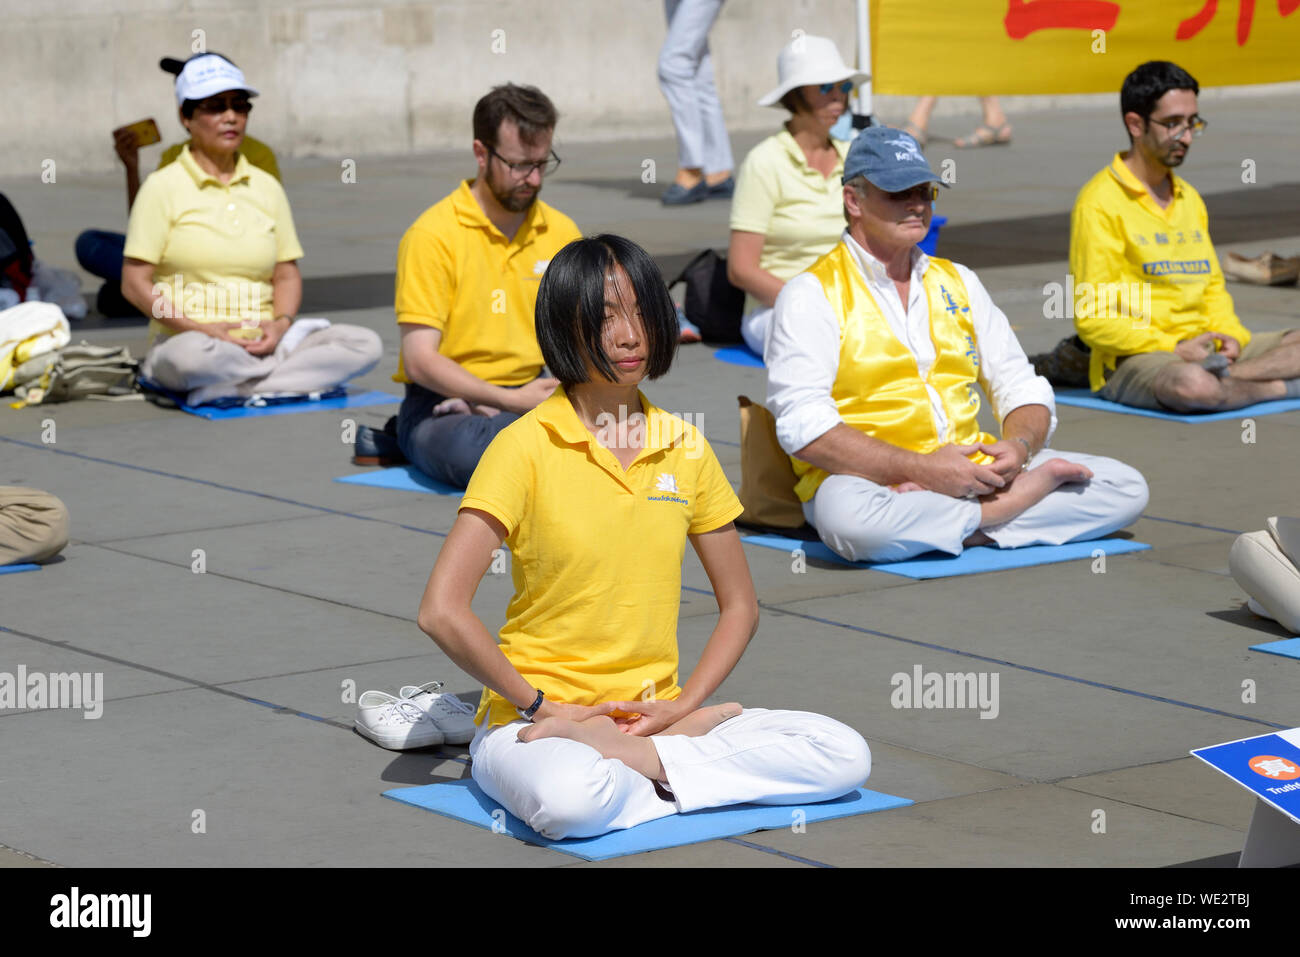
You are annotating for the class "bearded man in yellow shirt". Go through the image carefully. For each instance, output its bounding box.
[1071,61,1300,412]
[376,84,581,488]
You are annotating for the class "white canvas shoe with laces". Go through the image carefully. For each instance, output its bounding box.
[399,681,477,745]
[354,690,445,750]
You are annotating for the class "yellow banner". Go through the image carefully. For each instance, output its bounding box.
[871,0,1300,94]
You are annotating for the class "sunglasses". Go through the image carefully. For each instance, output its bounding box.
[881,183,939,203]
[195,96,253,115]
[819,80,854,95]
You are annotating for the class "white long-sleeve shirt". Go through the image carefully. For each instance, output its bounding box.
[765,230,1057,456]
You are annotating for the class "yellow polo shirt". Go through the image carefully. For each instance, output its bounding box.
[1070,152,1251,391]
[730,129,850,316]
[124,145,304,341]
[393,180,582,386]
[460,387,744,727]
[159,136,281,181]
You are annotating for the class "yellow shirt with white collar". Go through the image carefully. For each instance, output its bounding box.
[730,129,851,317]
[158,135,281,182]
[393,179,582,386]
[124,144,304,341]
[1070,151,1251,391]
[459,386,744,728]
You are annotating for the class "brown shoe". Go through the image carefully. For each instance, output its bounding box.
[1223,251,1299,286]
[1029,335,1091,389]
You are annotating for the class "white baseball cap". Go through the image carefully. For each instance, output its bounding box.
[173,54,259,105]
[757,35,866,108]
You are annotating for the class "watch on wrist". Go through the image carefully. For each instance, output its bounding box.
[518,689,545,722]
[1013,437,1032,467]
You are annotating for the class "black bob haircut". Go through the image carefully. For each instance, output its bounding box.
[535,235,678,388]
[1120,61,1199,137]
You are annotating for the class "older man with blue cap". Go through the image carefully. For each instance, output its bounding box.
[764,127,1149,562]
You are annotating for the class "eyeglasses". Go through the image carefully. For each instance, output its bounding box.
[882,183,939,203]
[487,146,562,179]
[819,80,854,95]
[196,96,253,115]
[1147,115,1208,138]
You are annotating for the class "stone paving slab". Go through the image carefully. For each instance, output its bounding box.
[772,560,1299,730]
[747,782,1246,868]
[1058,757,1259,833]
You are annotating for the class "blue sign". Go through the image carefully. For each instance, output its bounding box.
[1192,728,1300,823]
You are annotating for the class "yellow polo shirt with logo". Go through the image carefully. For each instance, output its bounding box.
[159,136,281,181]
[1070,152,1251,391]
[124,145,304,342]
[460,387,744,728]
[730,129,850,316]
[393,180,582,386]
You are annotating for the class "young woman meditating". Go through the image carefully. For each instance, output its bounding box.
[417,234,870,840]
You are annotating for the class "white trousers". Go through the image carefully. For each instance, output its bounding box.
[469,708,871,840]
[659,0,734,174]
[740,304,773,358]
[804,449,1150,563]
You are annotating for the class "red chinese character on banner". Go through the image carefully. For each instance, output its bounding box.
[1004,0,1121,39]
[1177,0,1299,45]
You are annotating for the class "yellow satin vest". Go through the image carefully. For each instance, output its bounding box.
[792,244,997,502]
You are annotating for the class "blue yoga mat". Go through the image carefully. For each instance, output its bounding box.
[182,389,399,420]
[383,778,910,862]
[714,345,765,368]
[0,563,40,576]
[1054,389,1300,423]
[1249,637,1300,660]
[743,533,1151,578]
[335,465,462,495]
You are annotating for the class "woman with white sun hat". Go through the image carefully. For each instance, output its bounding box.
[727,34,866,357]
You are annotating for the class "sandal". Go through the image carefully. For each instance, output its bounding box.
[955,123,1012,148]
[902,123,928,147]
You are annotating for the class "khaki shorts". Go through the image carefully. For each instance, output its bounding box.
[1098,329,1293,410]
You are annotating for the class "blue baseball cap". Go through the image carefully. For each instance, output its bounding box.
[842,126,945,192]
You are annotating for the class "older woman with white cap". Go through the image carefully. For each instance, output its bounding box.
[120,53,381,406]
[727,35,865,357]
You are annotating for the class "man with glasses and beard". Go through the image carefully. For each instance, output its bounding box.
[764,127,1147,563]
[1065,60,1300,412]
[361,84,581,487]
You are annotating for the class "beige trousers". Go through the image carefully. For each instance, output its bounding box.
[0,487,69,565]
[140,325,383,407]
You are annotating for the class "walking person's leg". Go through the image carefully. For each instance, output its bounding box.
[658,0,728,200]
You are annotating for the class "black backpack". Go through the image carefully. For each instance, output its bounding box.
[669,249,745,344]
[0,192,34,302]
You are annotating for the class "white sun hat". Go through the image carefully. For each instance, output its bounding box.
[173,54,259,105]
[757,34,867,108]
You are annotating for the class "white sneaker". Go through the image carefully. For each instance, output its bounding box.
[399,681,477,745]
[354,690,445,750]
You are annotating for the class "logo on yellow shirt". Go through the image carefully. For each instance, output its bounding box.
[533,259,550,276]
[648,472,689,506]
[654,473,679,493]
